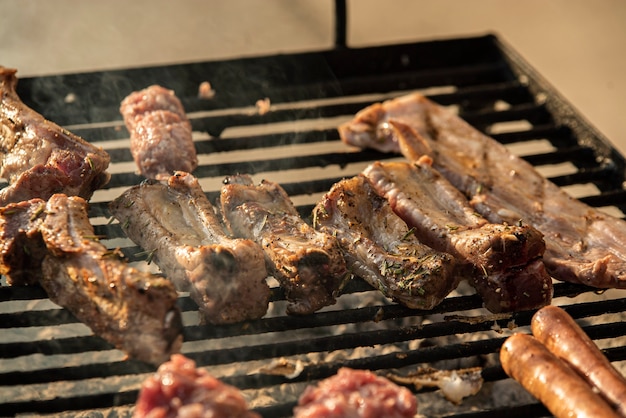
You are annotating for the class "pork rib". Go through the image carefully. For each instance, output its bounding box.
[109,172,270,324]
[0,67,110,205]
[363,159,552,313]
[40,194,183,365]
[220,174,348,315]
[0,198,47,285]
[313,174,462,309]
[339,92,626,289]
[120,85,197,180]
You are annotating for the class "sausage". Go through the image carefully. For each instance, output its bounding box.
[500,333,619,418]
[531,305,626,416]
[120,85,198,180]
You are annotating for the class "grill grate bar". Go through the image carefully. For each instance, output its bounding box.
[6,320,626,416]
[3,292,624,385]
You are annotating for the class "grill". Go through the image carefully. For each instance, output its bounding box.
[2,8,626,416]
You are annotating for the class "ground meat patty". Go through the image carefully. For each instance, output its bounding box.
[120,85,198,180]
[293,368,418,418]
[133,354,260,418]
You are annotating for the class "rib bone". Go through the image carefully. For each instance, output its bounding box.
[362,158,552,313]
[339,92,626,289]
[109,172,270,324]
[313,174,463,309]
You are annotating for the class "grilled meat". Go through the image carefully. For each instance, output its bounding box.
[109,171,270,324]
[363,159,552,313]
[500,333,619,418]
[134,354,260,418]
[293,367,418,418]
[40,194,183,365]
[313,174,462,309]
[120,85,197,180]
[220,174,348,315]
[0,198,47,285]
[0,67,110,205]
[339,92,626,289]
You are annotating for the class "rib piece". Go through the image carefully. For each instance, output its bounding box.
[293,368,418,418]
[313,174,462,309]
[220,174,348,315]
[363,159,552,313]
[120,85,197,180]
[134,354,260,418]
[339,92,626,289]
[109,172,270,324]
[0,67,110,205]
[40,194,183,365]
[0,198,47,285]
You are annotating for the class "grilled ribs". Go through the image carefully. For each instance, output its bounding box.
[39,194,183,365]
[120,85,198,180]
[109,171,270,324]
[313,174,462,309]
[363,159,552,313]
[339,92,626,289]
[220,174,348,315]
[0,198,47,285]
[0,67,110,205]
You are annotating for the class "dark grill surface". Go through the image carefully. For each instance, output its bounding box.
[2,34,626,417]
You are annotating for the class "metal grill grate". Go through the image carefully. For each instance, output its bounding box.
[2,33,626,417]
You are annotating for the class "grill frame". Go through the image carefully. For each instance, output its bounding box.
[2,33,626,417]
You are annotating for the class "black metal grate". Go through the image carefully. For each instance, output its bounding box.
[2,33,626,417]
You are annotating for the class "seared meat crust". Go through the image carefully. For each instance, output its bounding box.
[0,198,47,285]
[339,92,626,289]
[0,67,110,205]
[40,194,183,365]
[363,159,552,313]
[220,174,348,315]
[109,172,270,324]
[313,174,462,309]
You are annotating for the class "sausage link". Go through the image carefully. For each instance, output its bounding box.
[500,333,619,418]
[531,305,626,416]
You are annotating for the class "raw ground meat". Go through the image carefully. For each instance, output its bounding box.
[293,367,418,418]
[134,354,260,418]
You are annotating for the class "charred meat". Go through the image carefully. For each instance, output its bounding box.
[220,174,348,315]
[363,159,552,313]
[40,194,183,365]
[109,172,270,324]
[0,67,110,205]
[134,354,260,418]
[120,85,198,180]
[339,92,626,289]
[0,198,47,285]
[313,174,462,310]
[293,367,418,418]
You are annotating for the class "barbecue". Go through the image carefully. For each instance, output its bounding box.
[313,174,462,310]
[119,85,198,180]
[134,354,260,418]
[221,174,347,316]
[362,159,552,313]
[109,171,271,325]
[340,91,626,290]
[293,367,418,418]
[0,67,111,206]
[2,5,626,417]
